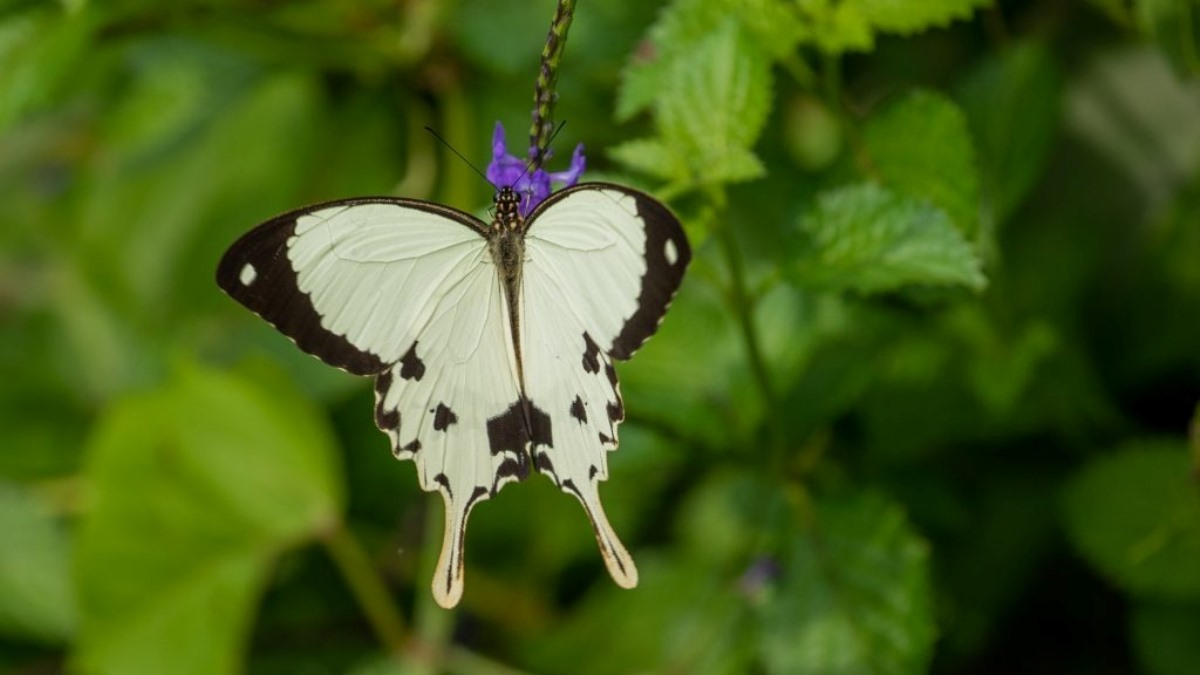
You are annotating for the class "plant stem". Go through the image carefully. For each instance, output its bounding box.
[710,191,782,456]
[528,0,577,167]
[321,524,409,657]
[411,501,454,675]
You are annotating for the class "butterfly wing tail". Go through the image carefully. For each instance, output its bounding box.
[561,478,639,589]
[432,485,488,609]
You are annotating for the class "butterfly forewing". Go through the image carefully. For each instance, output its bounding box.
[216,198,488,373]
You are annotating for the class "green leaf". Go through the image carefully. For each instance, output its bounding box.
[864,90,980,236]
[0,7,92,133]
[656,19,772,186]
[675,471,792,565]
[792,183,986,293]
[617,267,767,449]
[1133,0,1200,76]
[796,0,990,53]
[1065,47,1200,215]
[616,0,801,121]
[783,94,844,171]
[74,362,343,675]
[0,483,76,643]
[855,0,992,36]
[758,490,936,675]
[607,137,691,183]
[452,0,557,75]
[1062,441,1200,599]
[520,554,753,674]
[1132,602,1200,675]
[956,41,1061,225]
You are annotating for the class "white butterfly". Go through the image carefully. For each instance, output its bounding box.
[217,183,690,608]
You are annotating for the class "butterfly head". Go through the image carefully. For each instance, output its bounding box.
[493,186,523,231]
[486,122,586,220]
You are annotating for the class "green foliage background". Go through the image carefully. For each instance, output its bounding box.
[2,0,1200,673]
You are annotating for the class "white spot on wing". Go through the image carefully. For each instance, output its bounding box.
[664,239,678,265]
[239,263,257,285]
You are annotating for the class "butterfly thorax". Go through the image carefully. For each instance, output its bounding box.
[489,187,525,282]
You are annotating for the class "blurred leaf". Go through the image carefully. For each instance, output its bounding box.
[452,0,556,75]
[949,309,1060,413]
[758,490,935,675]
[784,94,844,171]
[676,471,791,564]
[863,89,980,236]
[1063,441,1200,599]
[74,361,343,675]
[608,137,691,183]
[1065,46,1200,213]
[854,0,991,35]
[797,0,990,53]
[616,0,800,121]
[1132,601,1200,675]
[657,19,772,186]
[0,311,89,478]
[0,483,76,643]
[0,7,92,133]
[522,554,753,674]
[792,183,986,293]
[1086,0,1131,22]
[957,40,1061,226]
[618,267,764,449]
[1133,0,1200,76]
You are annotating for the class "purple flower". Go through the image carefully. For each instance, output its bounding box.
[485,121,585,216]
[737,556,781,604]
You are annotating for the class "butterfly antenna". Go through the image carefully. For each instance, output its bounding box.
[514,119,568,189]
[424,126,495,189]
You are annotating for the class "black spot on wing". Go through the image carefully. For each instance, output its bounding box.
[487,399,553,455]
[402,439,421,454]
[606,399,625,424]
[373,372,399,431]
[589,466,598,480]
[534,451,556,477]
[570,396,588,424]
[492,455,530,492]
[399,343,426,381]
[467,486,489,509]
[605,362,618,387]
[529,403,553,449]
[487,401,528,456]
[216,208,387,376]
[433,403,458,431]
[434,473,453,499]
[582,333,601,374]
[599,432,614,444]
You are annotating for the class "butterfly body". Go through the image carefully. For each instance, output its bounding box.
[217,182,689,607]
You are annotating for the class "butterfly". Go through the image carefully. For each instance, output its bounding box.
[216,180,690,608]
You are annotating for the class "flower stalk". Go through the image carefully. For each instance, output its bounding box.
[529,0,577,170]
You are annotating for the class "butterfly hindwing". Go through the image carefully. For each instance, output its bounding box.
[520,184,691,587]
[372,254,529,609]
